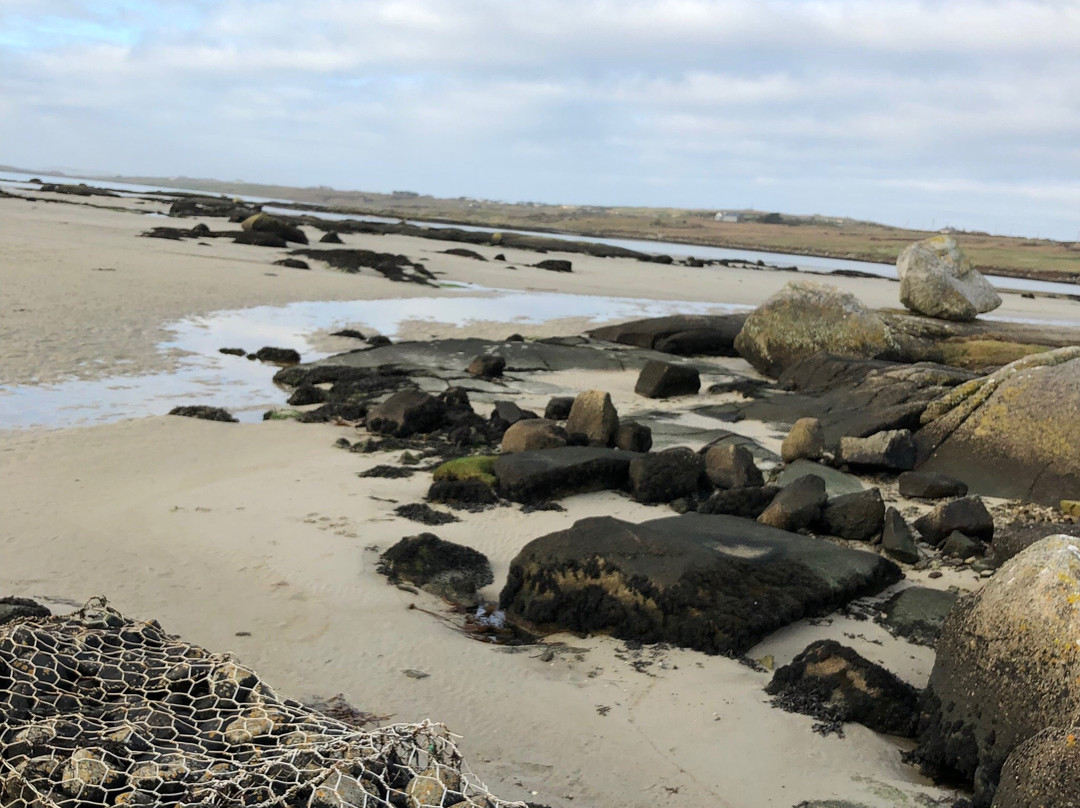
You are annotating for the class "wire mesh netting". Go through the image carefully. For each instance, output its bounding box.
[0,599,522,807]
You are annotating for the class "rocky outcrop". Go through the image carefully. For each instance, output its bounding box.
[915,535,1080,806]
[766,639,919,737]
[734,281,898,376]
[916,347,1080,505]
[897,235,1001,322]
[500,513,901,655]
[634,360,700,398]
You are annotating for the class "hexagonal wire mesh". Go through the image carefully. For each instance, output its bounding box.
[0,599,523,807]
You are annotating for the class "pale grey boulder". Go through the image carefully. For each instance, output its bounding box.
[897,235,1001,322]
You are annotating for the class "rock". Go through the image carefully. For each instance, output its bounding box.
[273,258,310,270]
[775,460,866,497]
[766,639,919,736]
[367,391,446,437]
[941,531,985,560]
[500,512,901,655]
[377,533,493,604]
[331,328,365,340]
[319,231,344,244]
[254,346,301,365]
[500,419,568,454]
[881,508,920,564]
[897,235,1001,321]
[240,212,309,244]
[491,400,537,426]
[534,259,572,272]
[543,396,574,420]
[704,444,763,489]
[992,521,1080,565]
[877,587,958,647]
[233,230,289,248]
[587,314,746,357]
[733,281,898,376]
[467,354,505,378]
[168,405,238,423]
[405,767,462,808]
[565,390,619,447]
[493,446,638,504]
[698,486,779,518]
[310,772,376,807]
[0,596,50,626]
[915,535,1080,806]
[287,385,329,406]
[628,448,705,504]
[898,471,968,499]
[819,489,885,542]
[993,727,1080,808]
[368,335,392,347]
[916,347,1080,505]
[442,247,486,260]
[219,347,246,356]
[615,421,653,453]
[837,429,916,471]
[426,479,499,510]
[393,503,460,526]
[913,496,994,544]
[758,474,827,532]
[781,418,826,463]
[634,360,701,398]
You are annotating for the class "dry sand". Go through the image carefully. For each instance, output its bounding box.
[0,189,1059,806]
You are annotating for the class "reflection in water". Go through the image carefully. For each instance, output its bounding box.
[0,288,747,430]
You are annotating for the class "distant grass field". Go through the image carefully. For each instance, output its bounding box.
[94,174,1080,281]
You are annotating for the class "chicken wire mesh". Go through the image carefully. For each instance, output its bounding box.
[0,599,521,808]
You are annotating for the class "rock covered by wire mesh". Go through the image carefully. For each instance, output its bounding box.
[0,600,518,807]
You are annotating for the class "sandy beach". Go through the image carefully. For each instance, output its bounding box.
[2,187,1074,807]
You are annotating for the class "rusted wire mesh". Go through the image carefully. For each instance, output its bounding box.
[0,599,520,807]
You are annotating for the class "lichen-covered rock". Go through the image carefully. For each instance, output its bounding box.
[766,639,919,737]
[915,535,1080,806]
[837,429,916,471]
[897,235,1001,321]
[917,347,1080,505]
[734,281,897,376]
[565,389,619,446]
[781,417,826,463]
[993,726,1080,808]
[500,513,900,655]
[378,533,493,604]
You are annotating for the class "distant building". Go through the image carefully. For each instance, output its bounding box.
[714,211,741,223]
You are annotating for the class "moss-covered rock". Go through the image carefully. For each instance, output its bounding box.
[431,456,497,487]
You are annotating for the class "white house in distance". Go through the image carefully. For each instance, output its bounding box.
[714,211,741,222]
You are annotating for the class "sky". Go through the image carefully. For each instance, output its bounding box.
[1,0,1078,240]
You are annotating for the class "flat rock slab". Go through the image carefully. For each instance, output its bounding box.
[775,459,866,497]
[500,512,901,655]
[492,446,641,504]
[877,586,958,647]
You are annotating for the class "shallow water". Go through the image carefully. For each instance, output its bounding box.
[0,288,746,430]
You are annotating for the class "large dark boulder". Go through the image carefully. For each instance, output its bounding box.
[916,347,1080,505]
[758,474,827,532]
[698,486,778,518]
[734,281,898,376]
[913,496,994,544]
[819,488,885,542]
[377,533,493,604]
[0,597,51,626]
[634,360,701,398]
[492,447,639,504]
[837,430,916,471]
[914,535,1080,806]
[587,314,746,356]
[500,513,901,655]
[628,449,705,504]
[766,639,919,736]
[366,390,446,437]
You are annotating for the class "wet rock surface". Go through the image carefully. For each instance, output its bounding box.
[588,313,746,356]
[500,512,901,655]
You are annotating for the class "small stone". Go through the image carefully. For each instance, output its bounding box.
[881,507,920,564]
[781,417,825,463]
[1061,499,1080,518]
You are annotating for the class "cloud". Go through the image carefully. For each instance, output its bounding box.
[0,0,1078,238]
